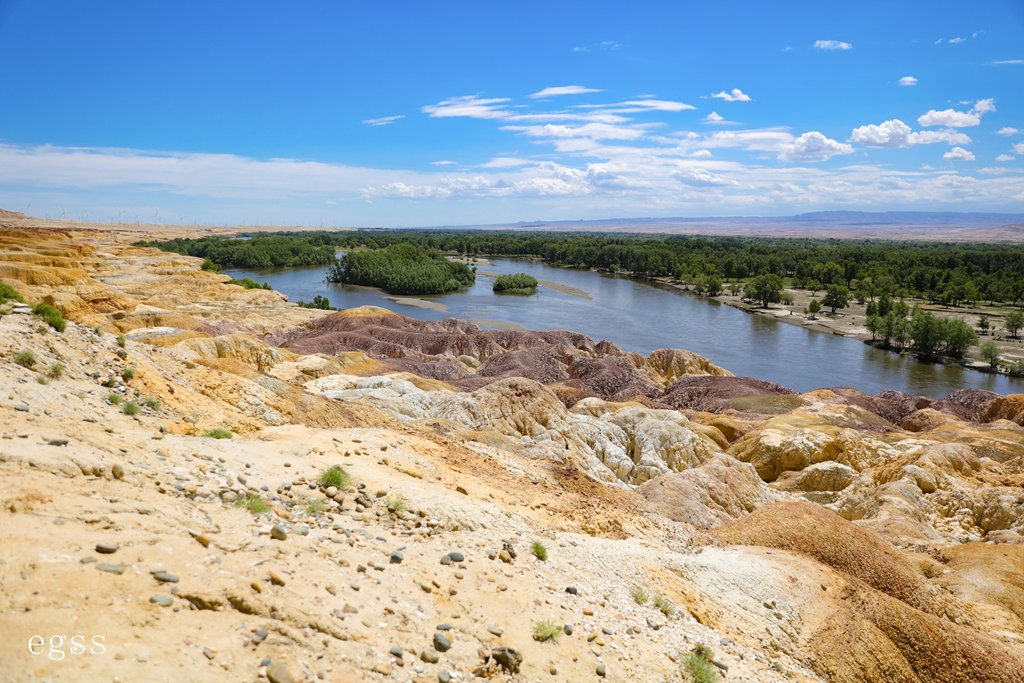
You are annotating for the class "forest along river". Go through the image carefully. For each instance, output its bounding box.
[223,257,1024,398]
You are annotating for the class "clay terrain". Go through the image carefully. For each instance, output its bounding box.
[2,225,1024,683]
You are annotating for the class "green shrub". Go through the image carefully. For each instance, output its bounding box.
[0,283,25,303]
[305,498,326,514]
[531,540,548,561]
[532,619,563,642]
[101,376,118,387]
[36,376,49,385]
[200,258,221,272]
[202,428,233,439]
[144,397,162,409]
[31,302,66,332]
[13,350,36,368]
[318,465,351,490]
[121,367,135,381]
[630,585,649,604]
[226,278,273,290]
[116,335,126,348]
[387,497,407,513]
[122,401,141,415]
[48,363,66,379]
[234,494,269,514]
[683,648,718,683]
[653,594,675,616]
[106,393,123,404]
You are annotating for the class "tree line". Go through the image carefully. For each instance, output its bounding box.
[492,273,538,293]
[133,235,336,269]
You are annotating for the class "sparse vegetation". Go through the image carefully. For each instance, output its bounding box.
[101,376,118,387]
[106,393,123,404]
[653,593,675,616]
[387,497,407,514]
[630,585,649,604]
[121,367,135,381]
[532,619,563,642]
[116,335,126,348]
[0,283,25,304]
[297,295,338,310]
[13,350,36,368]
[683,643,719,683]
[318,465,351,490]
[531,540,548,561]
[36,376,49,385]
[122,401,141,415]
[144,397,162,409]
[202,428,233,439]
[234,494,270,514]
[31,302,66,332]
[305,497,326,514]
[48,363,65,379]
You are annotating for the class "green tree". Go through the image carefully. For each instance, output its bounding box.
[977,315,990,335]
[744,274,783,308]
[866,314,881,340]
[980,341,1000,369]
[940,318,977,358]
[1006,311,1024,338]
[910,309,944,358]
[821,285,850,313]
[807,299,822,319]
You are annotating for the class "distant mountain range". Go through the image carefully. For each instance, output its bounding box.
[430,211,1024,241]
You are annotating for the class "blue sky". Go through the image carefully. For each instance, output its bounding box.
[1,0,1022,226]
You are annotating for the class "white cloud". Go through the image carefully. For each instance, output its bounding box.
[778,132,853,162]
[502,122,647,140]
[710,88,752,102]
[948,37,965,44]
[971,98,996,115]
[917,108,980,127]
[431,160,457,166]
[674,169,736,187]
[992,59,1023,65]
[850,120,914,147]
[363,115,405,126]
[995,154,1015,162]
[481,157,532,168]
[898,76,918,86]
[691,149,713,159]
[704,112,724,123]
[997,127,1020,136]
[848,119,970,148]
[1014,143,1024,155]
[422,96,512,119]
[813,40,851,50]
[529,85,602,99]
[944,147,975,161]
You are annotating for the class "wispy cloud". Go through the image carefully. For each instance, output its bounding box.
[431,160,457,166]
[813,40,852,51]
[992,59,1023,65]
[995,154,1015,162]
[481,157,532,168]
[998,127,1021,136]
[573,40,620,53]
[710,88,752,102]
[898,76,918,86]
[363,115,405,126]
[529,85,603,99]
[422,96,512,119]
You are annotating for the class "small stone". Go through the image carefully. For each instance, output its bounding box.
[149,594,173,607]
[565,586,578,595]
[499,550,512,563]
[440,554,452,566]
[270,524,288,540]
[438,672,451,683]
[137,651,149,663]
[447,551,465,563]
[95,543,119,554]
[266,659,296,683]
[14,404,28,412]
[390,551,404,564]
[111,463,125,479]
[269,571,286,586]
[596,663,607,677]
[390,646,404,659]
[550,665,558,675]
[563,624,573,636]
[153,572,179,583]
[202,647,216,660]
[195,534,211,548]
[456,486,468,495]
[437,624,452,631]
[497,583,508,592]
[487,626,504,636]
[47,438,69,447]
[434,632,452,652]
[602,627,613,635]
[252,627,268,644]
[326,486,338,497]
[491,647,522,674]
[96,563,124,574]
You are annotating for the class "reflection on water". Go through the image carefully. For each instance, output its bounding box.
[223,258,1024,398]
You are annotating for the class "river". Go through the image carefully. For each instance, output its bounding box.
[223,258,1024,398]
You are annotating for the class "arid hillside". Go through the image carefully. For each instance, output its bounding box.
[1,226,1023,682]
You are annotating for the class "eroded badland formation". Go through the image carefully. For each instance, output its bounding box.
[2,223,1024,683]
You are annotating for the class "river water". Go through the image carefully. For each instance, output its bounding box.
[224,258,1024,398]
